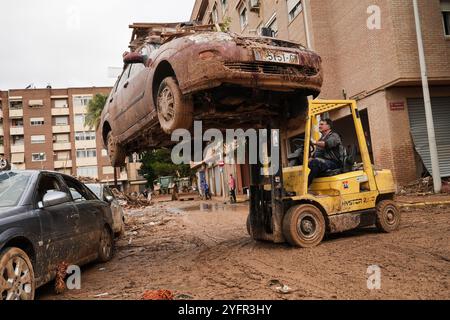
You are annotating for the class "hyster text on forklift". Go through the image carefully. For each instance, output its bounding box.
[247,100,400,248]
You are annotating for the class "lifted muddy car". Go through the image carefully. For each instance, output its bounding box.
[101,23,323,166]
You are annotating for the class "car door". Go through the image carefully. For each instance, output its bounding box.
[120,61,148,134]
[34,173,80,271]
[62,176,108,261]
[111,64,133,135]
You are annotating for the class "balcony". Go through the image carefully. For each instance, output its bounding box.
[11,145,25,153]
[53,142,72,151]
[74,124,94,132]
[54,160,72,169]
[10,127,24,135]
[0,146,4,154]
[76,157,97,167]
[0,128,4,136]
[75,140,96,149]
[51,108,70,116]
[52,125,71,133]
[9,109,23,118]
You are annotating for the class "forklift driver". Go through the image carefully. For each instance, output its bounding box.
[308,118,345,187]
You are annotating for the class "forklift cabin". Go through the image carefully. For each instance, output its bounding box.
[247,100,400,247]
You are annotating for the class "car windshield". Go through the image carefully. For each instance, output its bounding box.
[0,172,32,208]
[85,184,101,198]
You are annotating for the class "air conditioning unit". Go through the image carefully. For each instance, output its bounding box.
[249,0,260,12]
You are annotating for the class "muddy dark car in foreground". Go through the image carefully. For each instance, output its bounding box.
[101,23,323,166]
[0,171,114,300]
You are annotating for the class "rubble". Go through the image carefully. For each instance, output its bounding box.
[141,289,174,300]
[399,177,450,195]
[111,188,153,209]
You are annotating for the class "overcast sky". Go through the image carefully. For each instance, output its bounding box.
[0,0,195,90]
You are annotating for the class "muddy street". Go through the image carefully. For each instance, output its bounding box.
[37,199,450,300]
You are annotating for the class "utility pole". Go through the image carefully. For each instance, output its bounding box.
[412,0,441,193]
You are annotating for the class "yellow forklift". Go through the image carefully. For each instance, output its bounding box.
[247,100,401,247]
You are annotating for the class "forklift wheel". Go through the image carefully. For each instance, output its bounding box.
[283,204,325,248]
[375,200,401,233]
[246,215,252,237]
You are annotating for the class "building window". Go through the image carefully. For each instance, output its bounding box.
[31,135,46,144]
[54,133,70,143]
[77,166,98,177]
[76,148,97,158]
[54,116,69,126]
[73,95,92,108]
[55,151,71,161]
[266,14,278,37]
[12,136,24,146]
[442,0,450,36]
[221,0,228,14]
[75,131,96,141]
[32,153,46,162]
[287,0,302,23]
[239,3,248,30]
[9,101,22,110]
[212,3,219,23]
[54,99,68,108]
[31,118,45,126]
[74,114,86,126]
[11,119,24,128]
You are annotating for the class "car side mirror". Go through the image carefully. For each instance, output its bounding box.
[123,52,144,64]
[105,195,114,203]
[39,191,69,209]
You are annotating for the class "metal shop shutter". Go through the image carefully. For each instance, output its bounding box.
[407,97,450,177]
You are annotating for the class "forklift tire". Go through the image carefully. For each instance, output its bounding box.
[375,200,401,233]
[282,204,325,248]
[246,215,252,237]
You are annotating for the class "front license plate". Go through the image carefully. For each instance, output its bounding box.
[253,49,300,65]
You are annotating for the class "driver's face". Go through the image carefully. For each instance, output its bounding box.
[319,121,330,133]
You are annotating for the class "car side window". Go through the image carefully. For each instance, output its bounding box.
[63,177,96,202]
[35,174,68,205]
[115,65,132,92]
[128,63,146,80]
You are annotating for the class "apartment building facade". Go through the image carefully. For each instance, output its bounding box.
[0,87,146,192]
[191,0,450,186]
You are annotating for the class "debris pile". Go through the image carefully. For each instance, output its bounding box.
[141,289,174,300]
[399,177,434,195]
[399,177,450,195]
[111,188,153,209]
[76,176,100,184]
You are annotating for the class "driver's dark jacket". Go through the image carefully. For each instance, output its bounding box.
[314,131,344,165]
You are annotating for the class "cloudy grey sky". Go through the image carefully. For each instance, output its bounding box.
[0,0,195,90]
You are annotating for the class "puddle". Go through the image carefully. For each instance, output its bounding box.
[169,203,247,214]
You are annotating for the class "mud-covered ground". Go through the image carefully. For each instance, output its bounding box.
[38,197,450,300]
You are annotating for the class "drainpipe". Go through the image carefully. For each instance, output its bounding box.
[302,0,313,50]
[412,0,441,193]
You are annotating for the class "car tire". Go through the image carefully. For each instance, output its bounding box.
[157,76,193,134]
[0,247,35,300]
[107,131,126,167]
[282,204,326,248]
[375,200,401,233]
[98,226,114,262]
[246,214,252,237]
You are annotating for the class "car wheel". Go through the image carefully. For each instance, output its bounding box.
[0,247,35,300]
[0,157,11,171]
[157,76,193,134]
[98,226,114,262]
[107,131,126,167]
[282,204,326,248]
[375,200,401,233]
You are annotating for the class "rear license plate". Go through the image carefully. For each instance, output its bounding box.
[253,49,300,65]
